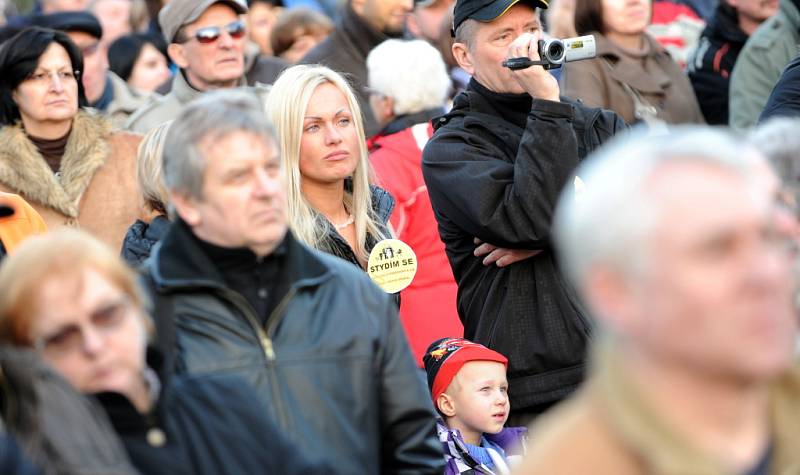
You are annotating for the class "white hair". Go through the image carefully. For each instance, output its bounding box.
[553,126,763,293]
[366,39,450,116]
[749,117,800,205]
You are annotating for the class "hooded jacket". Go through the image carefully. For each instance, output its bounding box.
[687,2,750,125]
[422,79,626,413]
[141,222,444,474]
[728,0,800,129]
[0,111,143,251]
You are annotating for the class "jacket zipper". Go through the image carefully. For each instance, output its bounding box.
[218,288,297,432]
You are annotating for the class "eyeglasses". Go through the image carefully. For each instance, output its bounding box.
[25,70,80,86]
[183,20,246,44]
[33,296,132,357]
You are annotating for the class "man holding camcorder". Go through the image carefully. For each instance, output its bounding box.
[421,0,626,426]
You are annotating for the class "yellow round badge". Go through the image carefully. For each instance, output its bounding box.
[367,239,418,294]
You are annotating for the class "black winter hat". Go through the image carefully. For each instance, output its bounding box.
[30,11,103,39]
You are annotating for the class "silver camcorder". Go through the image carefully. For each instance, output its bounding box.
[502,35,597,71]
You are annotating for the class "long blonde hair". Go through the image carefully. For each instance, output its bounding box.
[265,64,387,260]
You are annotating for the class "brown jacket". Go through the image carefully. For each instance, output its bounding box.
[515,341,800,475]
[0,111,143,251]
[560,32,705,125]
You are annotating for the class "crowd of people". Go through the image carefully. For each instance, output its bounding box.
[0,0,799,473]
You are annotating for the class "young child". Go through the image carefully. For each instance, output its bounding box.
[423,337,527,475]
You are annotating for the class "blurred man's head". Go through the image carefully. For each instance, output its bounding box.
[366,39,450,128]
[554,128,798,384]
[725,0,778,35]
[351,0,414,36]
[407,0,455,42]
[33,11,108,104]
[164,90,287,257]
[246,0,282,55]
[41,0,91,13]
[90,0,133,46]
[161,0,248,91]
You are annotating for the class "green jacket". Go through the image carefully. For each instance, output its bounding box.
[728,0,800,130]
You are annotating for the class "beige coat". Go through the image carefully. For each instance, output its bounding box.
[560,32,705,125]
[0,111,144,251]
[515,340,800,475]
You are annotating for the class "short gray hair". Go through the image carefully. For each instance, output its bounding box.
[748,117,800,208]
[162,89,277,200]
[454,19,478,50]
[367,39,450,116]
[554,126,763,292]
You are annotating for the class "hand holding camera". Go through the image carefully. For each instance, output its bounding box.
[502,35,597,71]
[504,31,563,101]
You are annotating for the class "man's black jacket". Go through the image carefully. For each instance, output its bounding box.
[759,54,800,122]
[141,222,443,474]
[422,79,626,411]
[687,2,749,125]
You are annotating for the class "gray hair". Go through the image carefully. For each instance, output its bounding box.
[162,89,277,201]
[454,19,478,50]
[367,39,450,116]
[748,117,800,208]
[554,126,763,292]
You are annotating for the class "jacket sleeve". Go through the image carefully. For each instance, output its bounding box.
[422,100,583,249]
[728,34,785,130]
[375,295,444,474]
[560,60,608,110]
[759,55,800,123]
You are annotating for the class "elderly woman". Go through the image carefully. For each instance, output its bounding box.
[265,65,392,269]
[121,120,171,265]
[0,27,143,251]
[560,0,704,125]
[0,229,323,475]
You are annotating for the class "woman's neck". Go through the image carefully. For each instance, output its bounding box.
[302,179,349,223]
[23,117,72,141]
[605,31,645,52]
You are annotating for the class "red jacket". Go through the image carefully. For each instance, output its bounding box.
[369,123,463,366]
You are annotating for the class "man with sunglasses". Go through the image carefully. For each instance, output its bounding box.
[125,0,277,134]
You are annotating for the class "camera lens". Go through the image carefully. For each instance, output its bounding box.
[547,42,565,61]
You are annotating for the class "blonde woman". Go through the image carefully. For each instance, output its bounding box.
[265,65,392,269]
[121,120,172,265]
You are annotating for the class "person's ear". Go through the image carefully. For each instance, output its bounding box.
[167,43,189,69]
[377,95,395,124]
[437,393,457,418]
[583,267,639,334]
[169,191,202,227]
[452,42,474,75]
[350,0,366,15]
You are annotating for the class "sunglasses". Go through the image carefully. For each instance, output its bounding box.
[185,20,247,44]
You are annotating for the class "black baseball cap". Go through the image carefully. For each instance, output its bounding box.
[452,0,548,36]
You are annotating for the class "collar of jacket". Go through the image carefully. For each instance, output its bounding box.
[0,110,111,218]
[452,78,533,130]
[316,182,395,266]
[149,218,333,294]
[592,338,800,474]
[338,2,390,60]
[704,2,749,45]
[788,0,800,24]
[592,31,673,94]
[377,108,445,138]
[171,67,248,106]
[106,71,151,116]
[93,347,168,434]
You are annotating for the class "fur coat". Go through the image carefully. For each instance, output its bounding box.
[0,111,143,251]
